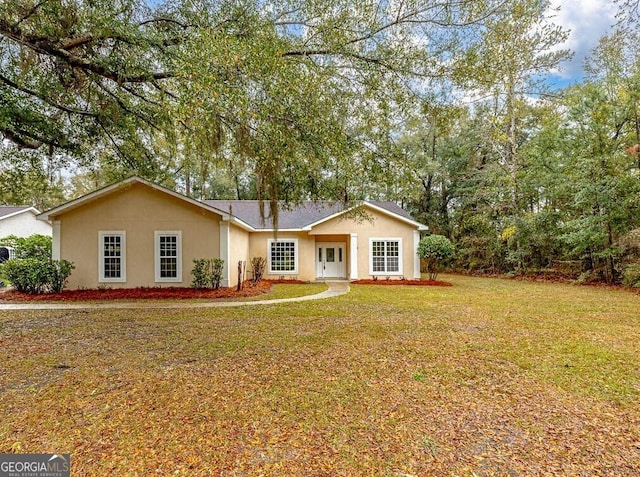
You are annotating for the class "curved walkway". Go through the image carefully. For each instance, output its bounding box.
[0,281,350,311]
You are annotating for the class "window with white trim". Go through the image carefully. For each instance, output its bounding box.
[99,232,126,282]
[268,238,298,274]
[370,238,402,275]
[155,231,182,282]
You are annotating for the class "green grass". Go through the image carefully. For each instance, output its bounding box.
[230,282,328,301]
[1,275,638,475]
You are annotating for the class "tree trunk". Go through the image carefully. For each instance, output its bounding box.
[237,261,245,291]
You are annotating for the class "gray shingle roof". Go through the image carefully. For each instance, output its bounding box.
[204,200,418,230]
[367,200,415,221]
[0,206,32,220]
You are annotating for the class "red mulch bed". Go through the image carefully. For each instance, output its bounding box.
[0,280,276,302]
[351,279,452,286]
[262,279,309,284]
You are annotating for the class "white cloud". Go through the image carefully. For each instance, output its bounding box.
[549,0,617,79]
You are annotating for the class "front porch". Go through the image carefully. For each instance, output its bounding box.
[313,234,357,280]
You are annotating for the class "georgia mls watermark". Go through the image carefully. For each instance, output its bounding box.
[0,454,70,477]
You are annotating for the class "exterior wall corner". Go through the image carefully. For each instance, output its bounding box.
[52,221,61,261]
[349,233,358,280]
[219,220,230,287]
[413,230,421,279]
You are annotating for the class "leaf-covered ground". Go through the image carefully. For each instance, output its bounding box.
[351,279,452,286]
[1,275,639,476]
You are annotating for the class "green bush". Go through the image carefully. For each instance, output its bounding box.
[2,258,49,294]
[1,258,74,294]
[49,260,75,293]
[621,264,640,287]
[418,235,454,281]
[0,234,52,260]
[191,258,225,289]
[251,256,266,284]
[191,259,211,289]
[210,258,224,289]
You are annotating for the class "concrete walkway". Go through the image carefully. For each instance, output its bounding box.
[0,281,350,310]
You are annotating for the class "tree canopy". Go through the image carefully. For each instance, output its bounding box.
[1,0,504,199]
[2,0,639,282]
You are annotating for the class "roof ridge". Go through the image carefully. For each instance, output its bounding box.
[203,199,345,203]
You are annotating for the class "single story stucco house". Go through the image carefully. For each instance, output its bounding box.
[37,176,428,289]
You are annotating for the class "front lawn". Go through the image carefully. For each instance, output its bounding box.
[1,275,638,475]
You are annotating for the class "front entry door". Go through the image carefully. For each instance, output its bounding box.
[316,242,346,278]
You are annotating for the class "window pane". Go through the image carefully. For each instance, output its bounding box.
[386,256,399,272]
[104,258,121,278]
[373,256,385,272]
[160,257,177,278]
[326,248,335,262]
[103,235,122,278]
[386,241,399,272]
[160,235,177,257]
[271,241,296,272]
[158,235,178,278]
[371,240,399,273]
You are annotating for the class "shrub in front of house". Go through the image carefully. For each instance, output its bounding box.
[251,256,266,284]
[191,258,225,289]
[1,258,75,294]
[418,235,454,281]
[210,258,224,289]
[48,260,76,293]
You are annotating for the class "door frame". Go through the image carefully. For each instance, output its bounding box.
[315,242,347,279]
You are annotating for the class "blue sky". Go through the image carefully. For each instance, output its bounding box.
[546,0,618,88]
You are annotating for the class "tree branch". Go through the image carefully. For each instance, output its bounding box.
[13,0,49,27]
[138,17,190,29]
[0,127,42,149]
[0,19,172,84]
[60,35,95,50]
[95,81,161,131]
[0,72,97,117]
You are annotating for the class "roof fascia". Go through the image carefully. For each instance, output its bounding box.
[248,228,304,233]
[0,207,40,222]
[363,202,429,231]
[36,176,255,231]
[301,203,359,230]
[220,214,256,232]
[303,201,428,231]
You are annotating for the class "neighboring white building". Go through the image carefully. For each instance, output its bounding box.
[0,206,52,239]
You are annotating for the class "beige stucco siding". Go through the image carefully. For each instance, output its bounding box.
[228,223,250,286]
[310,206,417,279]
[245,207,419,281]
[54,183,221,289]
[248,231,316,281]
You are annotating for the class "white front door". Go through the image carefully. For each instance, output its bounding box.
[316,242,346,278]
